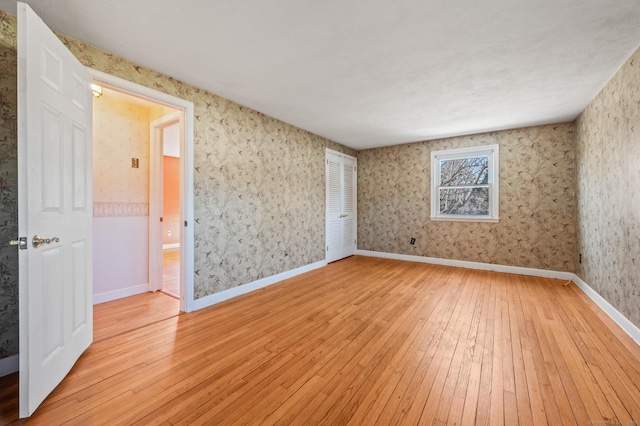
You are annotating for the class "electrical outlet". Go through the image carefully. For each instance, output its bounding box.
[410,237,416,245]
[131,158,139,168]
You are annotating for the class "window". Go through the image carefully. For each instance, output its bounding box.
[431,144,499,222]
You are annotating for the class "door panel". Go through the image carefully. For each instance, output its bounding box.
[71,241,88,333]
[71,123,88,210]
[18,2,93,417]
[41,103,64,211]
[342,163,356,254]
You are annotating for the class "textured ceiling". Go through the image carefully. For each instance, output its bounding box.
[2,0,640,149]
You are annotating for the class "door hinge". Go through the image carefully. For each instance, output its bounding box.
[184,220,188,227]
[160,217,163,222]
[326,246,329,251]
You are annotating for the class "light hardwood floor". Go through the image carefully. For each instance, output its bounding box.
[93,292,180,343]
[162,248,180,298]
[2,256,640,424]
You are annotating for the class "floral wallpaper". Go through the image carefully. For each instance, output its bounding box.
[0,12,18,360]
[576,45,640,330]
[0,10,355,359]
[358,123,577,272]
[93,90,152,206]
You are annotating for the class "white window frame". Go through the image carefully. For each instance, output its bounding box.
[430,144,499,222]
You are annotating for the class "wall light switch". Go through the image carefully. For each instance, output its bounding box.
[132,158,139,168]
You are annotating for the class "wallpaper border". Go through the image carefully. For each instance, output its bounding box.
[93,202,149,217]
[358,250,640,346]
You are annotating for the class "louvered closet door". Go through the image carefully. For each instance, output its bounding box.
[326,150,357,263]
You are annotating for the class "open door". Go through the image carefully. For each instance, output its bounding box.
[17,2,93,417]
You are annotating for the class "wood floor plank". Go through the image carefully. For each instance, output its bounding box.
[506,273,534,426]
[377,268,466,424]
[407,269,480,424]
[515,277,554,425]
[3,256,640,425]
[559,288,640,421]
[459,271,491,425]
[474,270,497,426]
[490,272,506,426]
[532,278,593,423]
[431,269,484,425]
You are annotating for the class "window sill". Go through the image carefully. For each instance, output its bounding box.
[430,216,499,223]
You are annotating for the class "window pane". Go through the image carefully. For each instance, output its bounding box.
[440,156,489,186]
[439,187,489,215]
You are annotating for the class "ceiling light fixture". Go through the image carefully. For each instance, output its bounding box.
[91,83,103,98]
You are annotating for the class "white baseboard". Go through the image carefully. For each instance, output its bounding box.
[163,243,180,250]
[0,354,18,377]
[357,250,640,346]
[571,274,640,346]
[193,260,327,311]
[356,250,574,280]
[93,283,149,305]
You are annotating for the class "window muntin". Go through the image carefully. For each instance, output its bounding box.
[431,145,499,222]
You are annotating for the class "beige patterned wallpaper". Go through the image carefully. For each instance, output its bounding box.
[358,123,577,272]
[0,9,356,363]
[60,27,354,296]
[93,91,151,206]
[576,45,640,330]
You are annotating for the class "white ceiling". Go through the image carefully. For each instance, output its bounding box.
[3,0,640,150]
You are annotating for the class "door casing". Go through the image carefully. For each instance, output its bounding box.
[149,111,182,294]
[89,69,195,313]
[325,148,357,263]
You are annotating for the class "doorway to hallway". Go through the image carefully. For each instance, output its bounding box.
[92,86,183,304]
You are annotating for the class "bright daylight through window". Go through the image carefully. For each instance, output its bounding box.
[430,145,499,222]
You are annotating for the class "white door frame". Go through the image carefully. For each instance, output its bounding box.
[149,111,181,294]
[88,69,195,313]
[325,148,357,263]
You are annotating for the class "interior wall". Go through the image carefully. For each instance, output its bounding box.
[93,93,151,204]
[58,32,355,299]
[0,11,355,359]
[575,45,640,330]
[358,123,577,272]
[163,155,180,246]
[92,90,152,300]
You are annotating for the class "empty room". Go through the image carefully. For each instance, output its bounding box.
[0,0,639,424]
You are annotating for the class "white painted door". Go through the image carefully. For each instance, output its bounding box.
[325,149,357,263]
[17,2,93,417]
